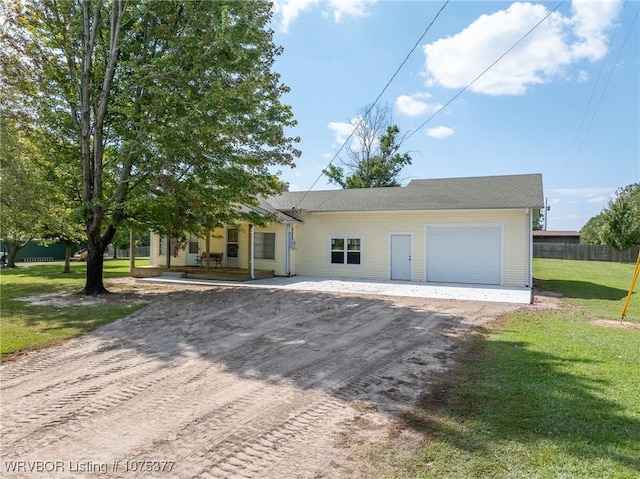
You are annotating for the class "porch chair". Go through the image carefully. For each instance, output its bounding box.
[197,252,223,268]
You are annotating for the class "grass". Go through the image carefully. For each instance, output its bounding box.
[0,259,149,357]
[373,259,640,478]
[534,258,638,319]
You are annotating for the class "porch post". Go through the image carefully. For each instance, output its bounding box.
[205,233,211,271]
[129,229,136,272]
[250,224,255,280]
[165,238,171,269]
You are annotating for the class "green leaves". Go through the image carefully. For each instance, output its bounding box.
[600,184,640,252]
[7,0,300,291]
[324,104,412,189]
[581,183,640,251]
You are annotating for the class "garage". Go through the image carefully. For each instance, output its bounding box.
[425,225,503,285]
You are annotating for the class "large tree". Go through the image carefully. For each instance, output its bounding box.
[580,183,640,250]
[600,184,640,252]
[0,116,50,268]
[5,0,299,294]
[324,104,412,188]
[580,213,606,245]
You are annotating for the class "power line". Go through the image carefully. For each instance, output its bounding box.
[560,5,639,185]
[294,0,450,209]
[405,0,566,142]
[560,3,625,183]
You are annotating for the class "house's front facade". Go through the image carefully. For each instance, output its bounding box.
[147,173,544,290]
[149,222,296,277]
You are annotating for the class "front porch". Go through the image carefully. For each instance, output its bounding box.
[131,265,275,282]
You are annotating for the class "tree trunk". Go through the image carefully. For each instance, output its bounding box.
[82,247,109,295]
[82,224,116,295]
[6,246,19,268]
[5,240,27,268]
[63,242,72,273]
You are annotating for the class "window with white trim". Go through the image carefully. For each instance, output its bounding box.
[255,232,276,260]
[330,237,361,265]
[159,236,167,256]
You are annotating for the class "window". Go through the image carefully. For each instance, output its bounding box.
[255,232,276,259]
[159,236,167,256]
[188,236,199,254]
[227,228,239,258]
[330,237,361,265]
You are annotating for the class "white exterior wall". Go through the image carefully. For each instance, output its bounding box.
[253,224,289,276]
[150,235,189,266]
[149,224,290,276]
[291,209,530,287]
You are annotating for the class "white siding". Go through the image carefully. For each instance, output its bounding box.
[291,209,530,287]
[149,234,189,266]
[149,224,290,276]
[253,224,288,276]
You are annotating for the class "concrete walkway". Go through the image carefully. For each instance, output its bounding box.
[140,275,532,304]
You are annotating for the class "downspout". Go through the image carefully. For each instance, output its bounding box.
[250,224,255,280]
[526,208,533,300]
[284,223,291,276]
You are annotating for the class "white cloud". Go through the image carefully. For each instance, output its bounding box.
[552,187,615,203]
[327,118,359,144]
[288,184,301,191]
[395,94,442,117]
[329,0,376,23]
[577,70,590,82]
[273,0,318,33]
[273,0,376,32]
[571,0,622,60]
[426,125,455,139]
[423,0,621,95]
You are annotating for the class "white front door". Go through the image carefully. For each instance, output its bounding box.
[390,234,412,281]
[186,235,200,266]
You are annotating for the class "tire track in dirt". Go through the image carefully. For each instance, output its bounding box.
[109,303,455,477]
[1,287,521,478]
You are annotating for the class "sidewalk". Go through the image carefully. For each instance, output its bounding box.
[139,275,533,304]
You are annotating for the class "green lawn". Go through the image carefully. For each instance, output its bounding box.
[534,258,638,319]
[374,259,640,479]
[0,259,149,357]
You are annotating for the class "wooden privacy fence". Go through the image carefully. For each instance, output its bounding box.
[533,244,640,262]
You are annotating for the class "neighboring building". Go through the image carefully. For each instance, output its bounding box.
[147,173,543,290]
[533,230,580,244]
[0,240,70,261]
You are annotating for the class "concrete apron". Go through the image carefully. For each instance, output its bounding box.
[139,276,532,304]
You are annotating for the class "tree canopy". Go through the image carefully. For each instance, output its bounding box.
[4,0,299,293]
[0,114,51,268]
[580,183,640,251]
[600,184,640,252]
[324,104,412,189]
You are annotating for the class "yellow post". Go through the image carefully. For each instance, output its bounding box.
[129,229,136,272]
[621,250,640,320]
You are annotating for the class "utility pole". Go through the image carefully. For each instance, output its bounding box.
[544,197,550,231]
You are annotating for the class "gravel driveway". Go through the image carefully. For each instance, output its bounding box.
[1,285,522,478]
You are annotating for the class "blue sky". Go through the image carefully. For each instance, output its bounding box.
[269,0,639,231]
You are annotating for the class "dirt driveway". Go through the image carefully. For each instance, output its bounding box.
[1,284,523,478]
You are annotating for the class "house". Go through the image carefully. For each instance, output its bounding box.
[145,173,543,290]
[533,230,580,244]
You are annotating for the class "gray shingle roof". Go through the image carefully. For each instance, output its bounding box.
[267,174,544,213]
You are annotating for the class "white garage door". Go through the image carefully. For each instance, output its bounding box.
[426,225,503,285]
